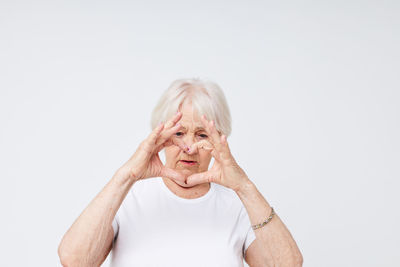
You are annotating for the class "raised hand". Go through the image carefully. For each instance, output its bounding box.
[118,112,187,183]
[185,115,250,192]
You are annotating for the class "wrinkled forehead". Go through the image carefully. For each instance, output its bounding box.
[177,100,206,131]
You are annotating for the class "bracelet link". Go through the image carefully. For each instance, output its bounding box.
[251,207,275,230]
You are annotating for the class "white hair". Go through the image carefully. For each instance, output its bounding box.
[150,78,232,137]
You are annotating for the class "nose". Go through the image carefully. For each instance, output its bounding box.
[182,135,197,154]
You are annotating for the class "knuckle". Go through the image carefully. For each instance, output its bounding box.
[165,120,174,128]
[221,155,233,165]
[140,141,153,153]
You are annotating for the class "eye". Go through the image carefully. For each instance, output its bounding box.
[175,132,184,137]
[199,134,208,138]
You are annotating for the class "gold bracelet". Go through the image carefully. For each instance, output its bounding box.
[251,207,275,230]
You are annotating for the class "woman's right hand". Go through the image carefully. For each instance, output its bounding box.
[117,111,187,183]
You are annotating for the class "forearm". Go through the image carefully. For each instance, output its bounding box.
[58,168,135,266]
[236,180,303,267]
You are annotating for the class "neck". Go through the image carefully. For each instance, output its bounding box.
[162,177,211,199]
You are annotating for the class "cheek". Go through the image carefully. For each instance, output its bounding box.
[199,150,212,164]
[165,146,181,161]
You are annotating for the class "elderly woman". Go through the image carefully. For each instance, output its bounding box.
[58,78,303,267]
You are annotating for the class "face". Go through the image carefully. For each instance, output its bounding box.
[164,101,212,187]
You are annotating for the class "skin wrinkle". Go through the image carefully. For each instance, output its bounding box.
[162,100,213,199]
[154,89,302,265]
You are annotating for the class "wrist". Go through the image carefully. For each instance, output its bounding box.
[234,177,254,194]
[112,168,137,190]
[115,166,138,183]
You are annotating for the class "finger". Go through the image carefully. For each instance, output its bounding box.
[160,166,186,184]
[173,138,189,152]
[186,170,214,186]
[156,122,181,145]
[156,139,173,153]
[210,159,220,171]
[156,137,187,153]
[199,116,228,162]
[164,111,183,129]
[199,115,214,145]
[186,139,213,155]
[219,134,232,160]
[200,115,222,151]
[208,120,223,147]
[146,122,165,146]
[203,116,231,159]
[210,147,220,161]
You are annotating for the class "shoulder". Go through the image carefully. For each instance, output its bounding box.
[120,178,159,207]
[213,182,237,197]
[213,183,244,209]
[130,177,159,194]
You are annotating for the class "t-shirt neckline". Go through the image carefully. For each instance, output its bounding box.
[158,177,216,203]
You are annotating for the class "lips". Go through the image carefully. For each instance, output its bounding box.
[179,160,198,165]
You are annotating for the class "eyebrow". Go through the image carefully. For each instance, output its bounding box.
[181,126,205,131]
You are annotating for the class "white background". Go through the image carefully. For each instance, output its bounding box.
[1,1,399,266]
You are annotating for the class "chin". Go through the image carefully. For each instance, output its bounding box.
[177,167,197,175]
[173,168,201,187]
[171,177,195,188]
[179,182,195,188]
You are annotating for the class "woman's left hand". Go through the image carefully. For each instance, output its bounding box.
[185,115,250,192]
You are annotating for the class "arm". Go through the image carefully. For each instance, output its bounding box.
[58,112,185,267]
[236,180,303,267]
[57,168,135,267]
[184,115,303,266]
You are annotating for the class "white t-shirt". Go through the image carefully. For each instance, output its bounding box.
[111,177,256,267]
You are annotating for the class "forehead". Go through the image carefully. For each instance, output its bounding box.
[178,101,206,131]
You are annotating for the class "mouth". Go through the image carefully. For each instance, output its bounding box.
[179,160,198,166]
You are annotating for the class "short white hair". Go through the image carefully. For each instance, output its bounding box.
[150,78,232,137]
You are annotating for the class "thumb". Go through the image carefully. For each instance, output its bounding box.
[186,171,212,186]
[160,167,186,184]
[186,140,213,155]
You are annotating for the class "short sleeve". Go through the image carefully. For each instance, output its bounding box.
[112,214,119,241]
[243,225,256,256]
[241,207,256,257]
